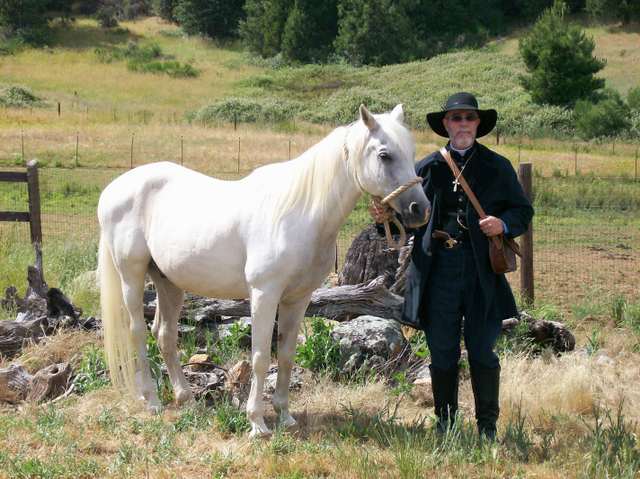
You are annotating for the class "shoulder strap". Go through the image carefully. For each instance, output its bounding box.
[439,147,486,219]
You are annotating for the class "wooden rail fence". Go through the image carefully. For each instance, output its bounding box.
[0,160,42,245]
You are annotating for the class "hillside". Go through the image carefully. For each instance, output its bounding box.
[1,17,639,136]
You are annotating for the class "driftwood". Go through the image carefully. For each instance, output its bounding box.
[145,276,403,323]
[0,317,47,358]
[27,362,72,403]
[0,362,72,404]
[502,312,575,353]
[0,364,32,403]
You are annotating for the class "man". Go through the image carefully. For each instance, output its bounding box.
[375,92,533,439]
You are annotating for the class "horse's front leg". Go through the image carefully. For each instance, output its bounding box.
[247,286,279,438]
[272,295,311,429]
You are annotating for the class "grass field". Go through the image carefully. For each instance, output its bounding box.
[1,15,640,479]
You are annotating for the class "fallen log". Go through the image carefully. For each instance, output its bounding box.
[0,318,47,358]
[0,362,72,404]
[145,276,404,323]
[0,364,32,403]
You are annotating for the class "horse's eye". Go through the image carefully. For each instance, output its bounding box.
[379,152,392,162]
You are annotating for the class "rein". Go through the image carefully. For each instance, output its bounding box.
[342,127,423,250]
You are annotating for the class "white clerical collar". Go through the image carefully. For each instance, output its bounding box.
[451,145,472,157]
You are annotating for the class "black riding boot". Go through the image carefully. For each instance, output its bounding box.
[470,363,500,441]
[429,365,459,433]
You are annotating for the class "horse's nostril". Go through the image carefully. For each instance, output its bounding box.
[409,202,420,216]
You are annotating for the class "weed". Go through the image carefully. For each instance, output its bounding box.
[35,405,66,446]
[408,330,429,359]
[295,317,340,376]
[582,402,640,478]
[74,344,109,394]
[173,400,215,432]
[214,397,250,435]
[585,329,601,356]
[502,401,533,462]
[213,321,251,364]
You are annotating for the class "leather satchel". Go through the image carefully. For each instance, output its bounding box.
[439,148,521,274]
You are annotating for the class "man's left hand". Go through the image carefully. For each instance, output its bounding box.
[479,216,504,237]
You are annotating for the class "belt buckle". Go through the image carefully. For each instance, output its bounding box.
[445,238,458,249]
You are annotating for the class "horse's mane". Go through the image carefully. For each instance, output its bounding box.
[269,124,359,226]
[269,112,412,227]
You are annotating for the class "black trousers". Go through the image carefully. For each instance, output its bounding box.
[421,242,502,371]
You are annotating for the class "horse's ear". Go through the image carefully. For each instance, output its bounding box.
[390,104,404,123]
[359,104,378,131]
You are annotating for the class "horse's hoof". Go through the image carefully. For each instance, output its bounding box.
[175,389,194,407]
[279,414,297,429]
[249,425,272,439]
[146,402,162,415]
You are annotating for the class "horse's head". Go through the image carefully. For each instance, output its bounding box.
[350,104,431,228]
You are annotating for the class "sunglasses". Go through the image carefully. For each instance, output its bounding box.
[447,113,479,122]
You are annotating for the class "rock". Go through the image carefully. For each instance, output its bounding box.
[330,315,407,374]
[227,360,251,386]
[263,365,304,394]
[187,354,212,372]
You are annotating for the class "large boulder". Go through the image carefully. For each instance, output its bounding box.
[330,315,407,374]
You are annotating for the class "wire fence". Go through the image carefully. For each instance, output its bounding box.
[1,163,638,310]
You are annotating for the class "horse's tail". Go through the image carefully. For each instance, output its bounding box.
[99,234,138,397]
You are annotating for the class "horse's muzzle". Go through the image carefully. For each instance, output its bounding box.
[401,197,431,228]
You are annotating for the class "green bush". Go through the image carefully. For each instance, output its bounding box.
[95,42,198,78]
[191,97,303,124]
[574,90,631,139]
[519,1,605,106]
[0,85,45,108]
[302,86,396,125]
[628,86,640,111]
[74,345,110,394]
[295,317,340,374]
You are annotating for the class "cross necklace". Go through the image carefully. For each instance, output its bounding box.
[452,150,475,192]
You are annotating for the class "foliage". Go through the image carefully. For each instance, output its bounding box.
[0,0,49,44]
[0,85,45,108]
[211,321,251,364]
[174,0,245,39]
[152,0,177,21]
[191,96,302,124]
[519,1,605,106]
[574,89,631,139]
[95,41,199,78]
[582,402,640,478]
[333,0,417,66]
[628,86,640,111]
[586,0,640,23]
[214,397,251,434]
[240,0,292,58]
[74,345,110,394]
[295,317,341,374]
[281,0,337,63]
[96,1,120,28]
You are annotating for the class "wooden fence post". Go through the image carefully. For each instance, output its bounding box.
[26,160,42,246]
[518,163,534,305]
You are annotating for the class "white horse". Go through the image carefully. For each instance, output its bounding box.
[98,104,430,437]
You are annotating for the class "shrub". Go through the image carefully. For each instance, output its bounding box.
[74,345,109,394]
[295,317,340,374]
[191,97,302,125]
[302,86,396,125]
[519,1,605,106]
[574,90,631,139]
[628,86,640,111]
[0,85,45,108]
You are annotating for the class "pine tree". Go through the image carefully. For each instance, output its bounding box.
[334,0,417,66]
[240,0,292,57]
[519,1,605,106]
[281,0,337,62]
[174,0,245,39]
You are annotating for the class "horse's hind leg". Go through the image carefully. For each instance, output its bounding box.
[272,295,311,429]
[119,263,161,412]
[247,286,280,438]
[147,267,193,406]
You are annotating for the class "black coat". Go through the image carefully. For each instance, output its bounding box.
[402,142,534,328]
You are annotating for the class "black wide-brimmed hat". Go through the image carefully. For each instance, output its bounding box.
[426,92,497,138]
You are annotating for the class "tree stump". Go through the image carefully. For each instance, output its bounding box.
[0,318,47,358]
[27,362,72,403]
[338,225,400,289]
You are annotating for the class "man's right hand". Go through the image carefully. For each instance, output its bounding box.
[369,198,394,223]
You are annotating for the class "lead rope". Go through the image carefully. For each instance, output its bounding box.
[374,178,423,250]
[343,129,422,250]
